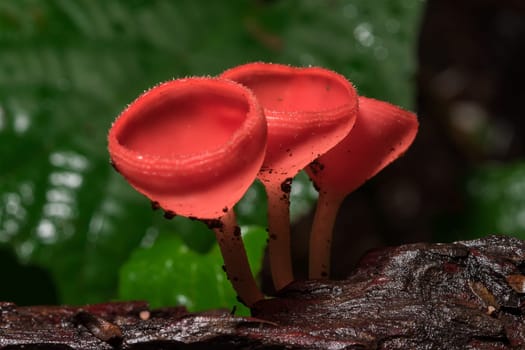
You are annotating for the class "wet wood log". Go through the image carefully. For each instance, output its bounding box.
[1,235,525,349]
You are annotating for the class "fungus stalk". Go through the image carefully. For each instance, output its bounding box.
[262,176,294,291]
[212,210,264,306]
[308,190,345,279]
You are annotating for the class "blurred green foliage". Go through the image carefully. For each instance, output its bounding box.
[0,0,424,310]
[460,163,525,241]
[119,226,267,315]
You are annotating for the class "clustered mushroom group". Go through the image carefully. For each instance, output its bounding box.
[108,62,418,308]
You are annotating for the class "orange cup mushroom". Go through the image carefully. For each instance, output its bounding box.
[221,63,358,291]
[306,96,419,279]
[108,77,267,306]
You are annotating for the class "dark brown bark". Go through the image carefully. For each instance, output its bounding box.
[2,235,525,349]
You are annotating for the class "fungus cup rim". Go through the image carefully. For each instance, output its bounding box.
[221,62,358,117]
[108,77,265,172]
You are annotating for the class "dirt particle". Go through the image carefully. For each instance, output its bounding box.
[309,159,325,175]
[163,211,176,219]
[203,219,223,230]
[222,206,228,213]
[280,177,293,194]
[233,226,241,237]
[151,201,160,211]
[260,166,274,175]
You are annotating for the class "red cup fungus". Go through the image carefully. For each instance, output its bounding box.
[221,62,358,291]
[108,77,267,306]
[107,63,419,307]
[306,96,419,279]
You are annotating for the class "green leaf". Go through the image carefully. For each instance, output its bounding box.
[119,225,267,315]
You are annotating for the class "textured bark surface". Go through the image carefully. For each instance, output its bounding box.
[1,235,525,349]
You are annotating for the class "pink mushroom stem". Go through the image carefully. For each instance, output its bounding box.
[308,190,345,279]
[212,210,264,307]
[264,180,294,291]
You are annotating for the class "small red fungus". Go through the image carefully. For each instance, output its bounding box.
[306,96,419,279]
[108,77,267,306]
[222,62,358,291]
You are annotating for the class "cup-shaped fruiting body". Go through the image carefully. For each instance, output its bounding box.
[222,63,358,291]
[108,77,266,219]
[108,77,267,306]
[307,96,419,279]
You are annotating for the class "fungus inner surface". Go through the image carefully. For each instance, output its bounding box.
[234,73,349,112]
[118,91,248,157]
